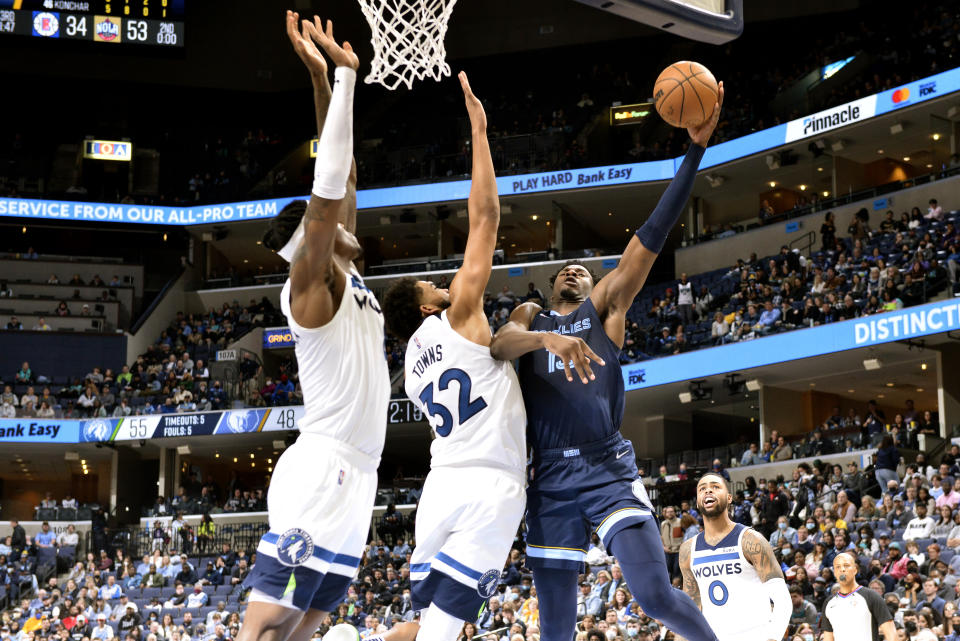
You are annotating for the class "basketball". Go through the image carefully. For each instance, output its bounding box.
[653,61,718,128]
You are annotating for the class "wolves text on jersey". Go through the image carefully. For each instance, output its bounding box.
[693,562,743,579]
[351,274,382,314]
[410,344,443,379]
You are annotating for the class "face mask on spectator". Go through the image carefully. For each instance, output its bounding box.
[605,630,617,641]
[806,522,816,530]
[778,522,787,530]
[782,547,792,557]
[627,631,638,638]
[803,635,813,641]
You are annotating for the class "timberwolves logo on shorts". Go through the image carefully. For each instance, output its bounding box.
[275,528,314,567]
[477,569,500,599]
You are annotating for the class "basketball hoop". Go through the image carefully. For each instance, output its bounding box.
[357,0,458,91]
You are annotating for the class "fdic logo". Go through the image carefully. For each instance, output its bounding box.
[627,368,646,385]
[94,16,121,43]
[892,82,936,105]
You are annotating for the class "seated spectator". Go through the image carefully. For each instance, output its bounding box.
[904,503,936,541]
[926,198,944,221]
[32,317,51,331]
[97,575,122,600]
[186,585,208,608]
[770,516,798,546]
[6,315,22,330]
[58,523,79,547]
[162,584,187,609]
[15,361,32,383]
[740,443,762,466]
[772,436,793,461]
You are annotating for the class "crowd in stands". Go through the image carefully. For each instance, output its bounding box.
[3,2,958,205]
[616,202,957,364]
[0,296,297,418]
[12,429,960,640]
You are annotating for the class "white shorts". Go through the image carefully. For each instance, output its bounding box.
[244,432,379,611]
[410,466,525,621]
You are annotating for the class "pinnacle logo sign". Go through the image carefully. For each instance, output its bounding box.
[784,96,876,143]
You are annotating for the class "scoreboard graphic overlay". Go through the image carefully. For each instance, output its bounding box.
[0,0,184,46]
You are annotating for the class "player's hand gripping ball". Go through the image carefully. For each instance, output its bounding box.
[654,61,719,128]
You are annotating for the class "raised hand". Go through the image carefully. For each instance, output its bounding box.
[688,80,724,148]
[541,334,605,384]
[459,71,487,132]
[303,16,359,71]
[285,10,327,78]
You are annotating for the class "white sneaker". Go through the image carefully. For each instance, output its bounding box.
[322,624,360,641]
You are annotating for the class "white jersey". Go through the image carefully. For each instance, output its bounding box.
[678,281,694,305]
[404,311,526,475]
[280,267,390,460]
[690,524,770,641]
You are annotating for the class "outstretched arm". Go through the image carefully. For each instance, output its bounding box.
[297,19,357,269]
[741,529,790,641]
[288,12,357,233]
[591,83,724,319]
[490,303,604,384]
[286,19,358,327]
[447,72,500,344]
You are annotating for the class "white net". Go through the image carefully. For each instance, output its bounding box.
[358,0,459,91]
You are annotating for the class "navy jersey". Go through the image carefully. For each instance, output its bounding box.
[518,298,625,451]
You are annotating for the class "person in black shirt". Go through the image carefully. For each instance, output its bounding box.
[821,212,837,251]
[760,479,789,538]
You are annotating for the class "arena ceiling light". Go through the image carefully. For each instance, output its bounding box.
[863,358,883,370]
[830,140,845,152]
[765,154,779,170]
[889,122,904,135]
[745,379,762,392]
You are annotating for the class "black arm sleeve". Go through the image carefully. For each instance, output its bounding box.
[819,594,835,633]
[863,588,893,626]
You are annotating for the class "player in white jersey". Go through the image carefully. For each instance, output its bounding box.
[678,473,791,641]
[379,72,585,641]
[237,14,389,641]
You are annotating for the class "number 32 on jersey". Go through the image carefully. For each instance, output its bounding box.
[417,368,487,437]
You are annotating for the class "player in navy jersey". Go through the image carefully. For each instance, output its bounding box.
[489,85,724,641]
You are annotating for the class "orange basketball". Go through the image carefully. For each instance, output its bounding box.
[653,61,718,128]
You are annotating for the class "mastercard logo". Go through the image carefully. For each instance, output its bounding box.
[892,88,910,103]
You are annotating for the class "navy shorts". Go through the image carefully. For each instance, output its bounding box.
[525,433,653,571]
[244,531,361,612]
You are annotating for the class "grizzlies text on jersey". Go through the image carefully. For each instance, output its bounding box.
[518,298,624,451]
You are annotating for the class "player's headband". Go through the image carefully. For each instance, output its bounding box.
[277,220,306,263]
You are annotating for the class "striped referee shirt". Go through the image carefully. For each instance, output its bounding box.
[821,585,893,641]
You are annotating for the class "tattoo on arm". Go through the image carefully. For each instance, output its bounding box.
[743,531,784,582]
[679,540,701,609]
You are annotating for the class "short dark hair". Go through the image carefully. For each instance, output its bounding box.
[261,200,307,252]
[788,584,802,595]
[697,472,729,490]
[548,260,601,289]
[382,277,423,342]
